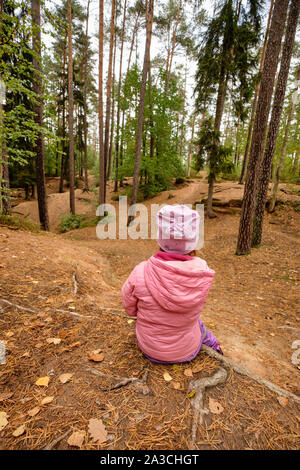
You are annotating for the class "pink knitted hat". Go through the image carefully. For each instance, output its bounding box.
[157,204,200,254]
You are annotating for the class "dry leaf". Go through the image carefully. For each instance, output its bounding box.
[0,411,8,431]
[88,418,107,444]
[35,343,43,349]
[6,331,14,338]
[68,341,80,348]
[172,382,181,390]
[277,396,288,407]
[13,425,25,437]
[0,391,13,402]
[209,397,224,414]
[184,368,193,377]
[28,407,40,417]
[127,319,134,324]
[67,431,85,448]
[163,372,173,382]
[46,338,61,345]
[58,330,68,339]
[87,351,104,362]
[21,352,30,358]
[35,376,50,387]
[59,373,73,384]
[192,364,203,374]
[41,396,54,405]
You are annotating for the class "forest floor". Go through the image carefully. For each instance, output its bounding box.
[0,175,299,450]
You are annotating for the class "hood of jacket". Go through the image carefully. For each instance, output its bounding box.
[144,256,215,314]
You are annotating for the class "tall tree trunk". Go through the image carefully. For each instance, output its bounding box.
[107,27,117,181]
[114,0,127,192]
[252,2,300,247]
[31,0,49,230]
[236,0,290,255]
[99,0,105,205]
[59,45,67,193]
[83,0,90,192]
[67,0,75,214]
[239,0,274,185]
[165,0,182,95]
[187,113,196,177]
[269,89,298,212]
[103,0,116,202]
[128,0,154,224]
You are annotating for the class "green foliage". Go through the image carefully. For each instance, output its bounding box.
[0,214,40,232]
[59,213,83,232]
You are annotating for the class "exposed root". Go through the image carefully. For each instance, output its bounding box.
[72,264,78,295]
[43,429,72,450]
[189,367,228,449]
[0,298,35,314]
[201,345,300,404]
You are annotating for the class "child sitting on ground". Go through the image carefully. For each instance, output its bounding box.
[122,204,222,364]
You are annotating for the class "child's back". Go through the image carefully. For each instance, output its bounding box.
[122,205,222,363]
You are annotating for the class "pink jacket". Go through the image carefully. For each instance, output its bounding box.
[121,255,215,362]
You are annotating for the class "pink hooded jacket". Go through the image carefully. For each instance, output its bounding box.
[121,255,215,363]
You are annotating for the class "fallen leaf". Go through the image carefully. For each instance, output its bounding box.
[59,373,73,384]
[0,391,13,402]
[87,351,104,362]
[21,352,30,358]
[35,376,50,387]
[28,407,40,417]
[41,396,54,405]
[192,364,203,374]
[0,411,8,431]
[6,331,14,338]
[67,430,85,448]
[58,330,68,339]
[127,320,134,324]
[172,382,181,390]
[186,390,196,399]
[184,368,193,377]
[35,343,43,349]
[88,418,107,444]
[13,425,25,437]
[209,397,224,414]
[277,396,288,407]
[163,372,173,382]
[46,338,61,345]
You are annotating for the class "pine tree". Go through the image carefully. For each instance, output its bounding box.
[252,0,300,247]
[67,0,75,214]
[31,0,49,230]
[236,0,290,255]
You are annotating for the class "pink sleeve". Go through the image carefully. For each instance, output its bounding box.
[121,268,138,316]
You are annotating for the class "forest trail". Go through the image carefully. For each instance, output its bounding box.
[0,178,299,449]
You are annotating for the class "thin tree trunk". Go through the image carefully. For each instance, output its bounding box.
[103,0,116,202]
[59,45,67,193]
[83,0,90,192]
[165,0,182,95]
[67,0,75,214]
[269,95,297,212]
[99,0,105,205]
[236,0,290,255]
[187,113,196,177]
[107,26,117,181]
[31,0,49,230]
[252,2,300,247]
[239,0,274,185]
[128,0,154,224]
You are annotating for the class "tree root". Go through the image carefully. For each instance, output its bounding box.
[43,429,72,450]
[189,367,228,449]
[201,345,300,404]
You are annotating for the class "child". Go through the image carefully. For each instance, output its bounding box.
[121,204,222,364]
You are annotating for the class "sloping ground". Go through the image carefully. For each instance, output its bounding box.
[0,226,299,450]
